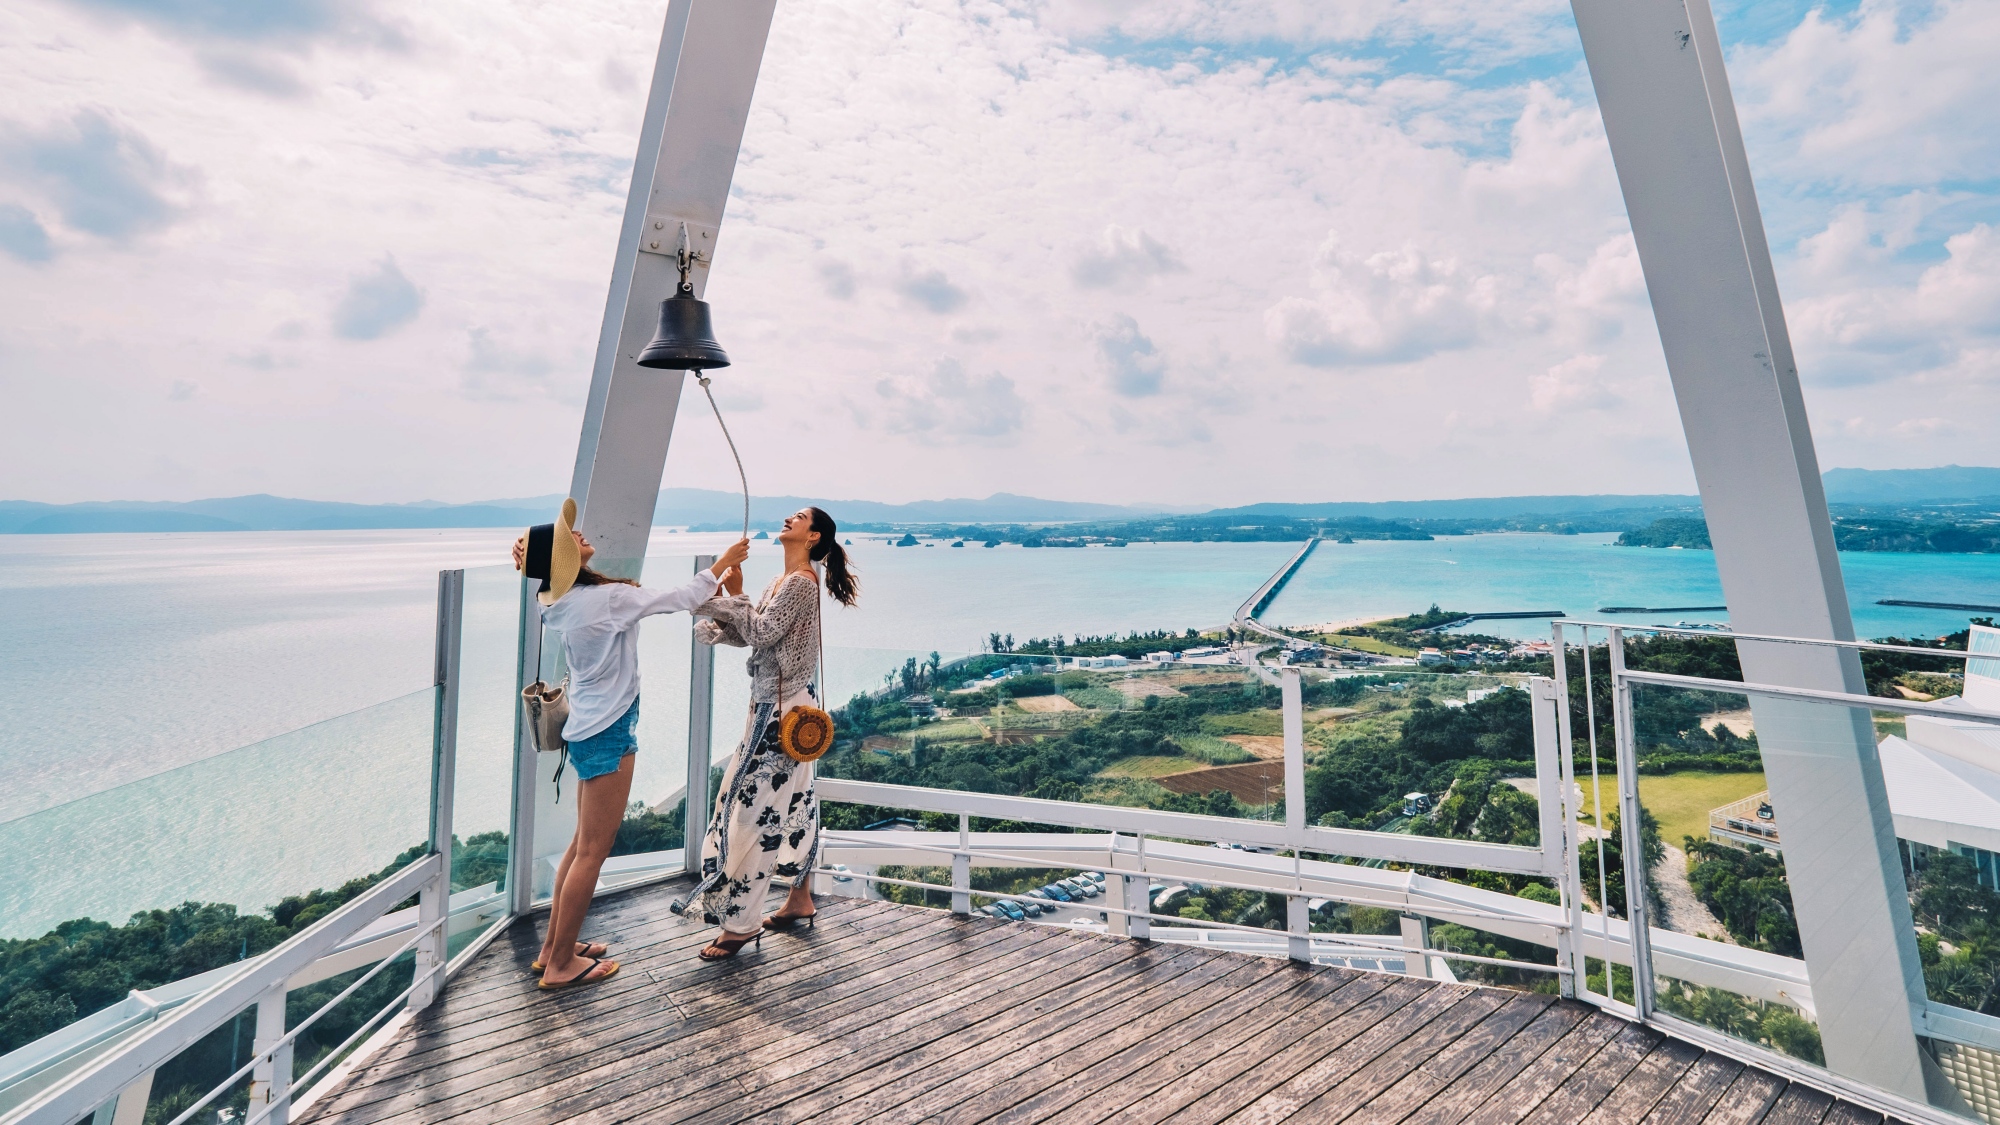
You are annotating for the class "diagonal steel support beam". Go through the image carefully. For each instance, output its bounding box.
[570,0,778,575]
[1570,0,1928,1100]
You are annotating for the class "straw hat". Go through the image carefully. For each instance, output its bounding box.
[520,498,583,606]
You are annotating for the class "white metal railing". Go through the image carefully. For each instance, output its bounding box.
[0,572,480,1125]
[1556,619,2000,1125]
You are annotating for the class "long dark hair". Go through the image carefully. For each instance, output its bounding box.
[807,507,858,606]
[573,565,638,588]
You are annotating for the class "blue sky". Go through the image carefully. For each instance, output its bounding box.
[0,0,1995,506]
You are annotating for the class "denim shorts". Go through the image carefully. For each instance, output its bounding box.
[568,696,638,781]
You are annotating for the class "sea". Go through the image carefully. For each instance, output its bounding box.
[3,527,1995,937]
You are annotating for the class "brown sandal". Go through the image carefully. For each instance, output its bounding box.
[762,911,817,933]
[537,956,619,991]
[531,941,609,973]
[700,931,763,961]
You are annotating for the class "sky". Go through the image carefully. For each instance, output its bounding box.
[0,0,1996,508]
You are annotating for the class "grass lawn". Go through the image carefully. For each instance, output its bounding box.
[1098,755,1207,779]
[1323,634,1419,657]
[1581,771,1768,851]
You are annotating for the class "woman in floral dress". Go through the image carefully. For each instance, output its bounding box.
[675,506,858,960]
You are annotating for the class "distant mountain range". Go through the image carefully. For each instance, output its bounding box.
[1821,465,2000,504]
[2,466,1992,534]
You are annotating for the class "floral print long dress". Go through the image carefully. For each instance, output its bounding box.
[673,570,823,932]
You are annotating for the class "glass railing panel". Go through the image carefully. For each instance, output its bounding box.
[1299,668,1546,844]
[1879,693,2000,1122]
[817,653,1282,823]
[1623,681,1830,1065]
[1629,677,2000,1119]
[612,555,699,860]
[0,689,435,1050]
[452,565,522,904]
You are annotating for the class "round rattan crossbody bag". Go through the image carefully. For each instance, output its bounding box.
[775,577,834,764]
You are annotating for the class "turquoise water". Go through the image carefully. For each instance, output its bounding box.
[2,527,1994,936]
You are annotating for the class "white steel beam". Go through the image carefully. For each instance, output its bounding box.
[1570,0,1928,1098]
[570,0,778,573]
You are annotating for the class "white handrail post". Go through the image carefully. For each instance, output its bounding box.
[1400,914,1432,979]
[248,985,293,1125]
[1287,896,1310,963]
[1128,834,1151,940]
[1607,628,1656,1016]
[686,555,717,876]
[1281,669,1305,835]
[507,575,545,916]
[413,570,463,1011]
[1105,835,1130,938]
[1532,672,1579,999]
[951,813,971,915]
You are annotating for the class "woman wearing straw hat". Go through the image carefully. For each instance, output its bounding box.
[676,506,858,961]
[513,499,749,989]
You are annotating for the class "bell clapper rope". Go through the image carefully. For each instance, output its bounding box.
[695,369,751,542]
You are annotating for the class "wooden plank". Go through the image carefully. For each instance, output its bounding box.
[1759,1084,1833,1125]
[1444,1009,1627,1125]
[1340,993,1559,1125]
[1095,971,1402,1125]
[1151,977,1438,1125]
[1817,1104,1883,1125]
[1218,984,1490,1125]
[800,947,1235,1125]
[977,962,1347,1125]
[1581,1038,1704,1125]
[300,891,1913,1125]
[666,937,1204,1125]
[796,940,1264,1112]
[478,925,1157,1125]
[327,910,1056,1125]
[1638,1053,1744,1125]
[315,897,944,1120]
[1274,989,1513,1125]
[1699,1069,1789,1125]
[853,954,1281,1125]
[1514,1022,1664,1125]
[312,900,992,1120]
[360,894,898,1076]
[1392,1001,1595,1125]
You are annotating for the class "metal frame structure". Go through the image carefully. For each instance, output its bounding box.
[561,0,1932,1099]
[2,0,1969,1118]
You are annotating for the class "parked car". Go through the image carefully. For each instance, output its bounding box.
[1018,900,1045,918]
[1048,884,1078,902]
[995,901,1027,921]
[1087,871,1107,883]
[979,904,1000,918]
[830,864,852,883]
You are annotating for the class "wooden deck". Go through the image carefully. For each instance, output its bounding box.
[302,879,1908,1125]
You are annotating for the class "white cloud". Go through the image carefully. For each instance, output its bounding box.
[1530,353,1619,412]
[869,360,1026,442]
[1264,232,1493,365]
[1096,314,1165,397]
[1072,226,1185,290]
[0,0,1994,505]
[332,256,423,341]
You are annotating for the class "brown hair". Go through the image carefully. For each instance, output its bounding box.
[807,507,859,606]
[572,565,639,589]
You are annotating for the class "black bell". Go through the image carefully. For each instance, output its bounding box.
[635,281,730,370]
